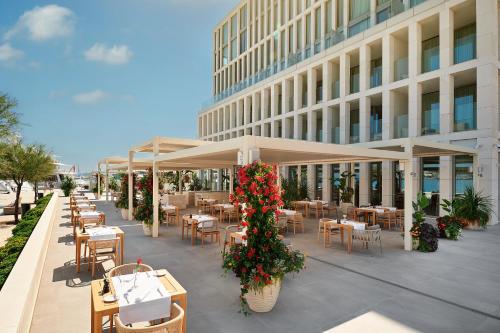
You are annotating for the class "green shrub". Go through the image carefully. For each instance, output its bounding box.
[0,193,52,289]
[60,176,76,196]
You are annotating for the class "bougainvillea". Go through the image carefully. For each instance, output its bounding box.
[115,173,137,210]
[222,161,305,314]
[133,168,163,225]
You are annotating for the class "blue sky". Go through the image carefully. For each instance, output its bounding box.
[0,0,239,172]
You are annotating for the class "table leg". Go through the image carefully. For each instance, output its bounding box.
[347,228,352,254]
[323,225,328,248]
[181,219,185,240]
[76,236,81,273]
[91,291,103,333]
[191,223,196,246]
[178,294,188,333]
[120,235,124,265]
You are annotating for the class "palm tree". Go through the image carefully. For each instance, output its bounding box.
[0,142,55,223]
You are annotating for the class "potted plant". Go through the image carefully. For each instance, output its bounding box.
[60,176,76,197]
[455,186,493,230]
[134,169,163,235]
[332,171,355,214]
[412,193,438,252]
[222,161,305,314]
[115,174,136,220]
[437,198,466,240]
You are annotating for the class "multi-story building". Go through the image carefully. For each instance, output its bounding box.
[197,0,499,221]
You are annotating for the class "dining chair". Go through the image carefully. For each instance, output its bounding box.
[276,215,288,235]
[114,303,184,333]
[196,218,220,246]
[108,263,153,277]
[325,202,339,218]
[318,218,334,241]
[310,201,325,219]
[287,213,304,234]
[222,224,241,254]
[377,211,397,230]
[87,238,120,278]
[223,207,239,224]
[346,206,356,220]
[352,225,382,255]
[395,209,404,230]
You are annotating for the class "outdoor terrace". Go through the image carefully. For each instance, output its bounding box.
[28,194,500,333]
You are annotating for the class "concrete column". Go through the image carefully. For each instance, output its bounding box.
[381,161,394,207]
[128,151,134,220]
[105,162,109,202]
[369,0,377,27]
[439,156,453,217]
[97,164,101,200]
[359,44,370,93]
[403,157,413,251]
[294,73,301,110]
[323,163,332,202]
[359,163,370,206]
[152,139,159,237]
[359,96,370,143]
[439,7,453,72]
[307,164,315,199]
[409,82,422,137]
[217,169,223,191]
[323,61,332,101]
[308,67,316,107]
[382,90,393,140]
[340,53,349,98]
[339,102,350,144]
[229,167,234,195]
[323,106,331,144]
[382,34,394,85]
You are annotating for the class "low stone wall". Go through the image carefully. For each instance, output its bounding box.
[0,191,60,333]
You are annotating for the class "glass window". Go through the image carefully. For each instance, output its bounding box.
[315,8,321,41]
[393,162,405,209]
[288,0,294,20]
[454,155,473,196]
[280,30,285,59]
[223,46,228,65]
[394,111,408,138]
[331,164,340,204]
[288,28,294,53]
[337,0,344,28]
[326,0,333,32]
[422,157,440,216]
[281,0,285,25]
[240,31,247,53]
[348,18,369,37]
[422,36,439,73]
[297,19,302,49]
[240,5,247,29]
[410,0,426,7]
[370,58,382,88]
[370,105,382,141]
[350,65,360,94]
[454,23,476,64]
[369,162,382,206]
[223,23,228,45]
[454,84,476,132]
[331,109,340,143]
[306,14,311,45]
[274,2,278,31]
[421,91,440,135]
[315,165,323,199]
[315,113,323,141]
[349,108,359,143]
[231,15,237,38]
[349,0,370,20]
[231,39,237,60]
[376,7,390,24]
[288,166,298,182]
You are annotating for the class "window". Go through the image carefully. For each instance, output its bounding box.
[231,39,237,60]
[369,162,382,206]
[306,14,311,46]
[288,166,298,182]
[393,162,405,209]
[454,156,473,196]
[315,165,323,199]
[370,58,382,88]
[349,0,370,20]
[350,65,360,94]
[326,0,333,33]
[223,23,228,45]
[288,27,294,53]
[370,105,382,141]
[288,0,294,20]
[422,157,440,216]
[331,164,340,204]
[281,0,285,25]
[454,84,476,132]
[421,91,440,135]
[274,2,278,31]
[240,31,247,53]
[422,36,439,73]
[297,19,302,49]
[280,30,286,59]
[231,15,237,39]
[349,108,360,143]
[315,8,321,41]
[336,0,344,28]
[223,46,228,65]
[454,23,476,64]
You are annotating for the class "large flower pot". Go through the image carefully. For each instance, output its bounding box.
[120,208,128,220]
[340,202,354,215]
[245,279,281,313]
[464,219,482,231]
[142,222,152,236]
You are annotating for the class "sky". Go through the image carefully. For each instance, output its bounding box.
[0,0,239,172]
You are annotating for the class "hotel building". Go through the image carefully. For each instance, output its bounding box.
[197,0,499,221]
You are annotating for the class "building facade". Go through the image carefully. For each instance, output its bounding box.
[197,0,499,221]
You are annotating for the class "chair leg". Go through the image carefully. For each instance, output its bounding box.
[92,254,96,278]
[109,315,113,332]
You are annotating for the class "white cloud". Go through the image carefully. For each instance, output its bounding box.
[5,5,74,42]
[73,90,108,105]
[84,43,133,65]
[0,43,24,61]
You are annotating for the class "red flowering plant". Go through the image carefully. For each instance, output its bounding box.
[115,173,137,210]
[222,161,305,314]
[133,168,164,227]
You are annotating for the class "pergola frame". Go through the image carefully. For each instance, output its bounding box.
[102,135,477,252]
[97,156,130,202]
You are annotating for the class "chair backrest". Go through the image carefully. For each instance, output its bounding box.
[114,303,184,333]
[293,213,303,222]
[108,263,153,277]
[88,238,119,251]
[346,207,355,219]
[353,227,381,242]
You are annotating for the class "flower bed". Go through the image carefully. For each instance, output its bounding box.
[0,194,53,289]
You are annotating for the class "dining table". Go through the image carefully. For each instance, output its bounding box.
[293,200,311,217]
[74,226,124,273]
[90,269,187,333]
[355,207,386,225]
[280,209,300,221]
[182,214,218,245]
[323,219,367,253]
[212,203,235,222]
[161,203,180,225]
[74,211,106,236]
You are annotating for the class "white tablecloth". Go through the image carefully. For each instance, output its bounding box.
[161,204,177,212]
[191,214,215,228]
[309,200,328,207]
[341,220,366,230]
[86,227,115,240]
[280,209,297,216]
[80,211,101,218]
[112,272,171,325]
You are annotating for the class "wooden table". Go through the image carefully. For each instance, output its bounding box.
[90,270,187,333]
[212,203,235,223]
[181,215,218,245]
[162,204,180,225]
[355,207,385,225]
[75,226,124,273]
[74,211,105,236]
[293,200,310,217]
[323,220,367,254]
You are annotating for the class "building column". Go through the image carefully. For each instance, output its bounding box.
[339,102,350,145]
[217,169,223,191]
[323,163,332,202]
[152,139,160,237]
[408,22,422,137]
[229,167,234,195]
[381,161,394,207]
[439,156,453,216]
[359,163,370,206]
[105,162,109,202]
[307,165,315,199]
[403,158,413,251]
[128,151,134,220]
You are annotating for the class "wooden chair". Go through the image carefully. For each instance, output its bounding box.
[395,209,404,230]
[108,263,153,277]
[346,206,356,220]
[276,215,288,235]
[318,218,334,241]
[287,213,304,234]
[310,201,325,219]
[222,225,241,254]
[325,202,339,219]
[196,218,220,246]
[114,302,184,333]
[377,211,397,230]
[352,225,382,255]
[87,238,120,278]
[223,207,239,224]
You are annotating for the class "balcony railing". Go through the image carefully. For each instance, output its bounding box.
[200,0,422,112]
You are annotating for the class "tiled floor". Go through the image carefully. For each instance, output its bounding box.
[30,195,500,332]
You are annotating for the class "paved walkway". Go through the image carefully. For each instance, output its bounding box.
[30,197,500,332]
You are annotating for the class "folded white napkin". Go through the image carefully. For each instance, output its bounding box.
[341,220,366,230]
[80,211,101,217]
[87,227,115,240]
[112,272,171,325]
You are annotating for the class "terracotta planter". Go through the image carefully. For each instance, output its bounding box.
[120,208,128,220]
[412,238,419,250]
[142,222,152,236]
[245,279,281,313]
[464,219,482,231]
[340,202,354,215]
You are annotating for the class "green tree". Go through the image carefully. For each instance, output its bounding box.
[0,142,54,223]
[26,146,56,202]
[0,93,20,141]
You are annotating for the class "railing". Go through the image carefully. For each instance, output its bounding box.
[200,0,422,112]
[394,57,409,81]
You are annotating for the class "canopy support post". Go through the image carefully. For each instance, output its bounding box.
[105,161,109,202]
[97,164,101,200]
[128,151,134,220]
[153,138,160,238]
[403,143,414,251]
